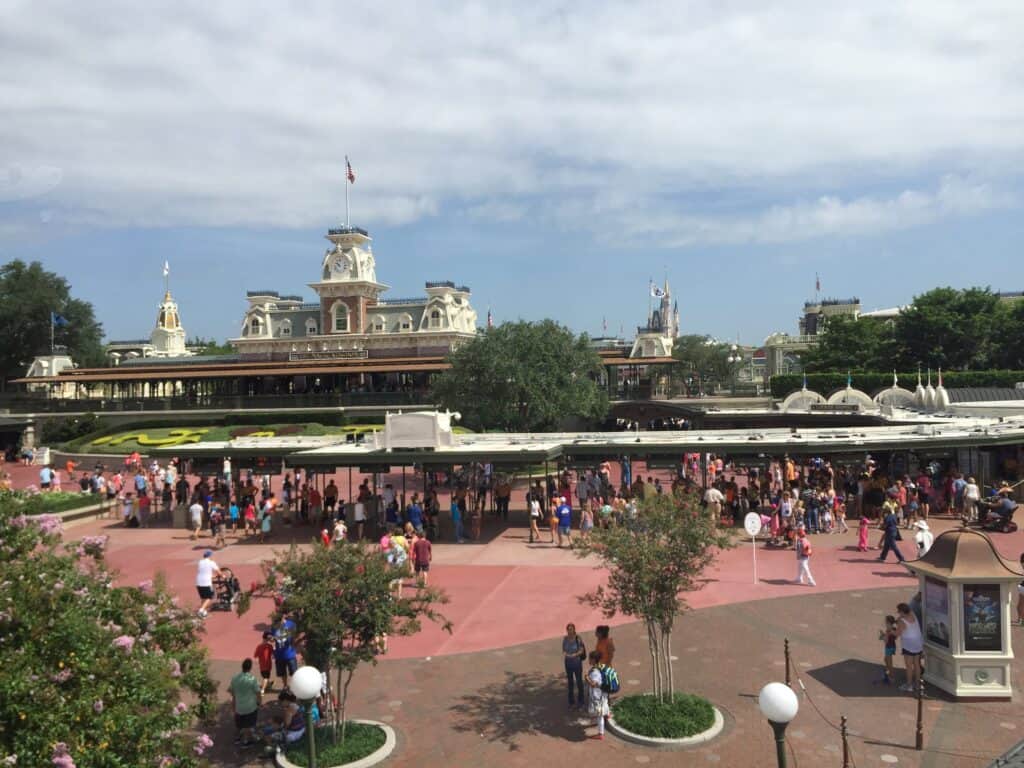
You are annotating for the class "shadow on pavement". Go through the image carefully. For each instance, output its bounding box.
[449,670,587,749]
[807,658,906,698]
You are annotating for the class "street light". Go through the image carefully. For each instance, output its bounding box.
[758,682,799,768]
[291,665,322,768]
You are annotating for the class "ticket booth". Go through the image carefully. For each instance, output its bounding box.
[905,527,1023,699]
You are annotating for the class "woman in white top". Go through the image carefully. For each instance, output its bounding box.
[528,495,542,543]
[894,602,924,693]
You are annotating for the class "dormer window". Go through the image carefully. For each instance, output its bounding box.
[250,316,262,335]
[371,315,386,333]
[305,318,318,336]
[429,309,442,329]
[279,319,292,337]
[399,313,413,331]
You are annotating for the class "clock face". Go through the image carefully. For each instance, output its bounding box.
[331,254,350,275]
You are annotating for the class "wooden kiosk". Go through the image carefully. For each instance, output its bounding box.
[904,527,1023,699]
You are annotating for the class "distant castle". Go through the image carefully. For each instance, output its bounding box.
[630,279,678,358]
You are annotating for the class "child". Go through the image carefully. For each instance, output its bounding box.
[586,651,609,740]
[244,501,257,535]
[210,504,226,549]
[229,499,240,532]
[857,514,871,552]
[254,631,275,693]
[834,497,850,534]
[580,501,594,539]
[877,615,898,684]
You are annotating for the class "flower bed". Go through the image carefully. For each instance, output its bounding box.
[0,489,102,515]
[612,693,716,739]
[283,722,387,767]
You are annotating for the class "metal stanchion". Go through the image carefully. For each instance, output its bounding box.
[915,674,924,750]
[784,638,791,687]
[841,715,850,768]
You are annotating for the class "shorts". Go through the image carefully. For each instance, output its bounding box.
[415,563,430,573]
[235,710,258,729]
[354,503,366,522]
[196,585,214,600]
[41,482,51,489]
[260,668,271,679]
[902,649,922,657]
[275,657,297,678]
[558,525,570,536]
[884,647,896,657]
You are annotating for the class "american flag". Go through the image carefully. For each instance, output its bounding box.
[346,156,355,184]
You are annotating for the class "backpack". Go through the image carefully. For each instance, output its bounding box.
[599,664,620,694]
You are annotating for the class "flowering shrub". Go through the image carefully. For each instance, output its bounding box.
[0,496,217,766]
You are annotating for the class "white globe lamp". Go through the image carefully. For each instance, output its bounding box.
[758,682,799,767]
[290,665,321,767]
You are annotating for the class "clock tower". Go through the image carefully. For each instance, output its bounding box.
[309,225,388,335]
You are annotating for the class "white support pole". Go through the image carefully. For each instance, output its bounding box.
[752,533,757,584]
[345,178,350,227]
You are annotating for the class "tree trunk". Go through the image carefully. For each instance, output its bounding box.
[333,666,343,741]
[646,620,661,699]
[340,669,354,743]
[665,629,675,698]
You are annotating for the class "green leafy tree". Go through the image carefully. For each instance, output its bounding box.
[432,320,608,431]
[573,494,732,702]
[242,542,450,743]
[894,287,1000,370]
[0,260,105,387]
[671,334,738,393]
[187,336,235,356]
[801,315,896,373]
[992,300,1024,370]
[0,492,217,766]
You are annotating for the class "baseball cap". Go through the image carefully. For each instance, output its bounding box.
[203,549,213,557]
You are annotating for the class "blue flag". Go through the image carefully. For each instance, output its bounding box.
[51,312,70,327]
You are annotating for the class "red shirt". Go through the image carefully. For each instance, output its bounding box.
[413,537,432,565]
[254,642,274,672]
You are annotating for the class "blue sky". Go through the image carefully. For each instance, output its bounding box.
[2,2,1023,347]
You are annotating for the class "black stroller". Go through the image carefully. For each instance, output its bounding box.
[211,568,241,611]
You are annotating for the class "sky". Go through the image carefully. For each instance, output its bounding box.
[1,1,1023,347]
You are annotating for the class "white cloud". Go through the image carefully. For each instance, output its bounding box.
[0,1,1022,243]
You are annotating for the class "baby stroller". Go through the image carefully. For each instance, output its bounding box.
[211,568,241,611]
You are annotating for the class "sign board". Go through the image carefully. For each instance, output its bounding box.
[359,465,392,474]
[744,512,762,537]
[963,584,1002,652]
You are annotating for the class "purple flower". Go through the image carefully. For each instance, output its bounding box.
[193,734,213,755]
[93,700,104,713]
[169,659,181,678]
[51,743,75,768]
[36,514,63,537]
[9,515,28,529]
[172,702,188,716]
[112,635,135,653]
[50,669,73,683]
[138,579,153,592]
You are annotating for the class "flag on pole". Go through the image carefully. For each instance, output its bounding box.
[486,308,493,329]
[346,156,356,184]
[815,272,820,292]
[602,316,607,333]
[650,284,666,298]
[50,312,69,327]
[163,261,170,278]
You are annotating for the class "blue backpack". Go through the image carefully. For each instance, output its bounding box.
[600,664,620,694]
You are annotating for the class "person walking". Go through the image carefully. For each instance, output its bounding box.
[703,485,724,524]
[964,477,981,523]
[794,525,816,586]
[555,496,572,548]
[228,657,261,746]
[586,650,609,740]
[254,631,275,694]
[878,496,907,563]
[412,532,432,585]
[272,615,299,690]
[195,550,221,618]
[189,499,204,540]
[894,602,924,692]
[595,625,615,665]
[857,513,871,552]
[528,493,542,543]
[562,623,586,709]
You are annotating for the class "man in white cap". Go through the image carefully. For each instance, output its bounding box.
[555,496,573,548]
[913,520,934,557]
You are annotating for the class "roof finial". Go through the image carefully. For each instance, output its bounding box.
[846,370,852,388]
[938,366,943,387]
[801,373,808,391]
[917,364,922,386]
[893,369,898,388]
[927,367,932,386]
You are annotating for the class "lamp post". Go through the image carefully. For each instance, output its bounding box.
[290,665,322,768]
[727,345,741,395]
[758,681,799,768]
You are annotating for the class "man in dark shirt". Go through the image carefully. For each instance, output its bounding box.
[878,493,906,563]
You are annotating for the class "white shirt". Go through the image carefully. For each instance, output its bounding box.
[196,558,220,587]
[965,483,980,501]
[703,488,724,504]
[529,499,541,518]
[189,503,203,521]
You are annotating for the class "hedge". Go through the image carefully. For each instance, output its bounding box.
[770,371,1024,399]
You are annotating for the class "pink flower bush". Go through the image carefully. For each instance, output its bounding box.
[192,734,213,755]
[168,659,181,678]
[51,743,75,768]
[92,700,103,713]
[112,635,135,653]
[36,515,63,537]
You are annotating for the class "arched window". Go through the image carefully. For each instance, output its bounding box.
[371,315,386,333]
[250,316,262,335]
[398,313,413,332]
[429,309,442,329]
[279,319,292,337]
[305,318,318,336]
[333,303,349,333]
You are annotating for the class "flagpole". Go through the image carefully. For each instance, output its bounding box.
[50,312,54,356]
[345,177,350,228]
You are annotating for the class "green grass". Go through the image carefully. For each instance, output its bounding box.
[284,722,387,767]
[612,693,715,739]
[0,490,101,514]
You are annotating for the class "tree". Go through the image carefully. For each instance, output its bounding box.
[0,260,105,387]
[432,320,609,431]
[242,542,450,743]
[893,287,1000,370]
[801,315,896,373]
[0,491,217,766]
[573,493,732,702]
[992,300,1024,370]
[187,336,235,356]
[671,334,738,394]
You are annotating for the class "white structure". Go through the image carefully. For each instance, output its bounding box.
[23,354,76,396]
[374,410,461,451]
[630,280,679,358]
[106,289,195,362]
[232,225,478,360]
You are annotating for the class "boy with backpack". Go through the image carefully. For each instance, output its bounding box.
[586,651,613,740]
